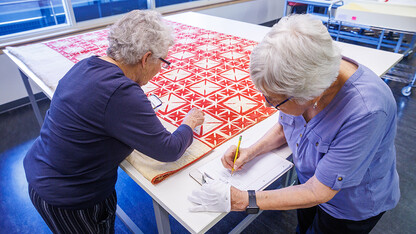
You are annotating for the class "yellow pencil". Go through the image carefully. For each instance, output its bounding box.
[231,135,242,175]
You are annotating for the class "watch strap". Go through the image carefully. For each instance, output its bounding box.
[248,190,257,207]
[246,190,259,214]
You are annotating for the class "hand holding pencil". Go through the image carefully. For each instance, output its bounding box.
[221,135,252,173]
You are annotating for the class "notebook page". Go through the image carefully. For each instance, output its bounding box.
[198,150,292,190]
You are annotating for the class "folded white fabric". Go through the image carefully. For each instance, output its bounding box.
[188,178,231,212]
[6,44,74,92]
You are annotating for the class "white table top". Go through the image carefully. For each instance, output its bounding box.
[336,1,416,32]
[4,11,403,234]
[4,50,55,99]
[120,12,403,233]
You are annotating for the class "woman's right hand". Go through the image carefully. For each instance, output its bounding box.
[221,146,253,172]
[182,107,205,130]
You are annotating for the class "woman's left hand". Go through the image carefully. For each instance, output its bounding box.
[188,178,231,212]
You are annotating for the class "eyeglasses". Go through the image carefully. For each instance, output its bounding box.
[148,94,163,110]
[263,94,292,110]
[159,57,171,69]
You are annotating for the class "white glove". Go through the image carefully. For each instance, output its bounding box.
[188,178,231,212]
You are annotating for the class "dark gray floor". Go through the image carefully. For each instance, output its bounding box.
[1,57,415,233]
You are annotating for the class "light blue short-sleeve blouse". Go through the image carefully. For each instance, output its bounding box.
[279,57,400,221]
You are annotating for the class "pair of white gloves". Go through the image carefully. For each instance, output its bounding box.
[188,178,231,212]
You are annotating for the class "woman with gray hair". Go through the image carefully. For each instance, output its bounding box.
[24,10,204,233]
[189,14,399,233]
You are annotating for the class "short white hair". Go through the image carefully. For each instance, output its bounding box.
[250,14,341,103]
[107,10,174,65]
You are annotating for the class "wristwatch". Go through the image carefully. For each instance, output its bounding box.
[246,190,260,214]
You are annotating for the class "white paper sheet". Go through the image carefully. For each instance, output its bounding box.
[198,149,293,191]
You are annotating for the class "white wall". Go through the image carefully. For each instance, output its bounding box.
[198,0,284,25]
[0,0,284,106]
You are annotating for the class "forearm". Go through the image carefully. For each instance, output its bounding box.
[144,125,193,162]
[248,122,287,159]
[232,176,338,211]
[257,184,323,210]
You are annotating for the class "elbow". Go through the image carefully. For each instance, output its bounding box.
[142,138,186,162]
[306,177,338,205]
[159,133,192,162]
[156,143,187,162]
[158,150,183,162]
[312,188,338,205]
[316,193,334,204]
[151,129,192,162]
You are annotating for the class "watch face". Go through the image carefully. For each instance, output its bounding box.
[246,207,260,214]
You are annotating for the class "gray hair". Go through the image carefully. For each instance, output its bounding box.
[250,14,341,103]
[107,10,174,65]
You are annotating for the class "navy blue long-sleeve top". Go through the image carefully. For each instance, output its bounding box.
[24,56,193,209]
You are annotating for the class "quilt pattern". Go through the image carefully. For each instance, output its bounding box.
[43,21,276,183]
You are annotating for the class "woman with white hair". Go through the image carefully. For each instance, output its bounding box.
[24,10,204,233]
[188,14,399,233]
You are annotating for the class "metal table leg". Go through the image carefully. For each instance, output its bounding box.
[116,205,143,234]
[229,211,264,234]
[284,167,291,187]
[408,34,416,56]
[152,199,171,234]
[401,72,416,96]
[377,30,385,50]
[394,33,405,53]
[19,70,43,127]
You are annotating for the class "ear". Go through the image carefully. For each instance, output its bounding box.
[141,51,152,67]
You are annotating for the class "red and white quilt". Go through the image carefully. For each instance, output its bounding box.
[40,21,277,184]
